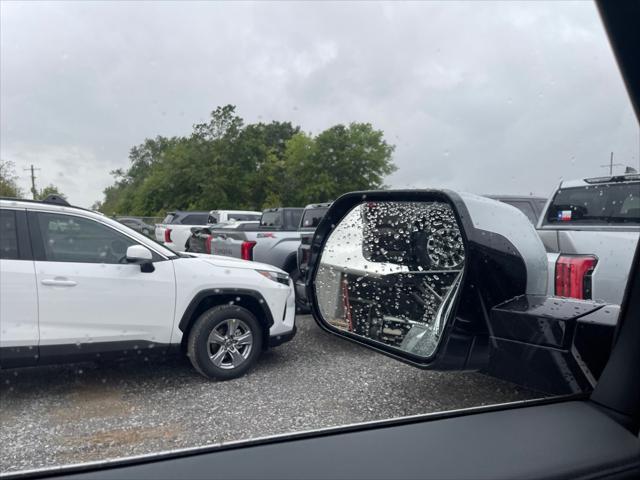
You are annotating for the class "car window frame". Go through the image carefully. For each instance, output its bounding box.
[26,210,167,264]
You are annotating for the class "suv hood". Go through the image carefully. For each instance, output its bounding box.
[184,253,286,274]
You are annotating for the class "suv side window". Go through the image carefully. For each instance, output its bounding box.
[0,209,19,260]
[35,212,136,264]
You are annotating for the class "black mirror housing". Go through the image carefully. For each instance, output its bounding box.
[307,189,549,370]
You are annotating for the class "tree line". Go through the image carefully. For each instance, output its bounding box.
[1,105,397,215]
[95,105,396,216]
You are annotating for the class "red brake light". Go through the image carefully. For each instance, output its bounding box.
[555,255,597,300]
[164,228,172,243]
[205,235,213,254]
[241,241,257,260]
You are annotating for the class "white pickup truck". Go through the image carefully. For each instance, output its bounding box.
[537,174,639,305]
[155,209,261,251]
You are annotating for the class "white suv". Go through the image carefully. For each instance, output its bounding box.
[0,197,296,380]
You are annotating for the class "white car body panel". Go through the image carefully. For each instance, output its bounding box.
[0,258,39,348]
[35,259,176,346]
[0,200,296,363]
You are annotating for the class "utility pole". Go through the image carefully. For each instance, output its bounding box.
[600,152,623,175]
[23,164,40,199]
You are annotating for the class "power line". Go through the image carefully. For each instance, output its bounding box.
[23,164,41,199]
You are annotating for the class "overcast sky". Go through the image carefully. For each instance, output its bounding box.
[1,1,638,208]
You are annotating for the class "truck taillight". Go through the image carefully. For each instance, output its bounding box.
[241,241,257,261]
[205,235,213,255]
[164,228,172,243]
[555,255,597,300]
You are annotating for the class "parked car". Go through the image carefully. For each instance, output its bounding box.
[485,195,547,224]
[186,221,260,253]
[155,209,260,252]
[537,173,639,304]
[0,196,296,380]
[116,217,155,237]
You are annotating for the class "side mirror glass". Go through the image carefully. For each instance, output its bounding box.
[315,201,465,360]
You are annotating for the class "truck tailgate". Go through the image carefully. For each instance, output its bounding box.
[208,231,249,258]
[557,229,638,304]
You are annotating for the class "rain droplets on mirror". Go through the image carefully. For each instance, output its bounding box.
[315,201,465,358]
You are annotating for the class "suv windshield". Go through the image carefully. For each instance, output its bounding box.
[544,182,640,225]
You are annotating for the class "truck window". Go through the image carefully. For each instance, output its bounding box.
[180,214,208,225]
[300,207,329,229]
[228,214,261,222]
[285,209,303,229]
[162,213,175,224]
[260,211,281,227]
[544,182,640,225]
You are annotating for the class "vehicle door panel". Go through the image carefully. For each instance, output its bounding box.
[29,211,176,348]
[0,208,39,354]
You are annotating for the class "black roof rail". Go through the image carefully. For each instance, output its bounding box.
[0,195,93,212]
[42,194,70,206]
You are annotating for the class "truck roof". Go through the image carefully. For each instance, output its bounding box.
[559,173,640,189]
[262,207,304,212]
[485,195,546,202]
[303,202,332,209]
[208,209,261,215]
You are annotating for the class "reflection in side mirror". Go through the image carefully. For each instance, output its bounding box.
[315,201,465,359]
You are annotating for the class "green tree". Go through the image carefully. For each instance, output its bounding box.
[0,160,23,198]
[94,106,396,216]
[282,123,396,205]
[36,184,66,201]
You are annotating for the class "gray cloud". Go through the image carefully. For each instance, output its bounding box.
[1,0,637,207]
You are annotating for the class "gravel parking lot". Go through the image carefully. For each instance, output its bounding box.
[0,315,539,474]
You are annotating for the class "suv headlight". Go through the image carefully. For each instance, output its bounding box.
[256,270,290,286]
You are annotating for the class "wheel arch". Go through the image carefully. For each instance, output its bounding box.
[178,289,274,352]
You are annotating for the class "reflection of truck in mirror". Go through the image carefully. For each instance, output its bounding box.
[536,174,640,305]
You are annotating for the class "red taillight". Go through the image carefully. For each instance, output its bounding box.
[164,228,172,243]
[205,235,213,254]
[241,241,257,260]
[555,255,597,300]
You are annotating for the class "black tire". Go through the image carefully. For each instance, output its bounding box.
[187,305,263,380]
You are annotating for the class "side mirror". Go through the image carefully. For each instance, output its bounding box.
[126,245,155,273]
[308,190,548,370]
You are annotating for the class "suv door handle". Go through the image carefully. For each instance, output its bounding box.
[41,278,77,287]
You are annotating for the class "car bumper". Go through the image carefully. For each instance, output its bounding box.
[269,324,297,347]
[267,280,297,347]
